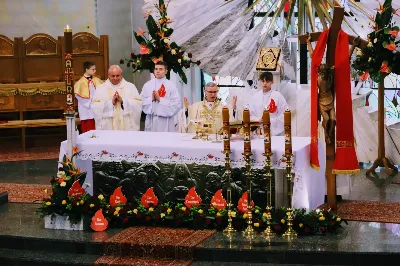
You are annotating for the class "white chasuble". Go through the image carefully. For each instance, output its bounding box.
[249,90,289,136]
[91,79,142,131]
[185,101,234,133]
[141,77,181,132]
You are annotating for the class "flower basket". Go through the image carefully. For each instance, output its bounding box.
[44,214,90,231]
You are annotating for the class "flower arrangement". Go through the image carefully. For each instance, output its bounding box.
[37,152,92,225]
[120,0,200,84]
[352,0,400,82]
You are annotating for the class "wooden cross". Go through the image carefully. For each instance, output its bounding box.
[298,6,369,207]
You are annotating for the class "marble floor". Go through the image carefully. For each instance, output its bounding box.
[0,159,399,203]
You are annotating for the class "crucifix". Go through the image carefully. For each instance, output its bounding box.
[298,6,369,207]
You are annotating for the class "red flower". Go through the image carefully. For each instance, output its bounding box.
[123,218,129,223]
[102,150,109,155]
[177,52,183,57]
[184,210,190,215]
[196,60,201,66]
[380,61,391,73]
[172,152,179,157]
[119,59,124,64]
[329,221,335,226]
[145,216,151,221]
[320,226,327,233]
[188,53,193,58]
[360,72,369,81]
[58,167,64,171]
[205,219,211,225]
[207,154,214,159]
[136,213,142,219]
[130,52,135,58]
[132,64,136,69]
[304,227,310,233]
[137,151,143,156]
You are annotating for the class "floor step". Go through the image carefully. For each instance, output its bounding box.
[0,192,7,206]
[0,248,99,266]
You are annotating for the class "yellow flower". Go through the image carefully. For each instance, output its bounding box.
[114,210,119,216]
[45,201,51,206]
[374,38,377,43]
[98,194,104,200]
[336,217,341,222]
[90,204,95,208]
[319,212,323,216]
[60,181,66,187]
[181,206,186,211]
[149,207,154,212]
[356,49,363,56]
[62,200,67,205]
[133,209,138,214]
[254,222,259,227]
[161,213,165,218]
[217,212,222,217]
[299,223,303,228]
[171,49,176,55]
[127,210,133,214]
[80,200,84,205]
[183,56,187,61]
[255,209,259,214]
[116,207,121,212]
[178,59,182,63]
[164,38,169,43]
[57,171,66,178]
[198,209,203,214]
[76,202,80,206]
[319,216,325,221]
[243,213,248,219]
[281,219,285,224]
[230,211,236,218]
[263,212,268,218]
[167,208,172,214]
[286,212,291,216]
[44,189,48,194]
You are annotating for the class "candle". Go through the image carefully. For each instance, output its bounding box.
[243,109,251,153]
[64,25,74,111]
[222,107,230,152]
[262,110,271,154]
[284,109,292,155]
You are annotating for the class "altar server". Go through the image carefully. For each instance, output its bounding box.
[249,71,289,136]
[91,65,142,131]
[181,82,237,133]
[140,61,181,132]
[74,61,103,133]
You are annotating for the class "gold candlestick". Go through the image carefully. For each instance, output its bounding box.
[221,107,235,234]
[262,109,274,237]
[242,109,254,237]
[283,109,297,237]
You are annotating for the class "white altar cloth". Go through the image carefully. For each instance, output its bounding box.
[59,130,326,210]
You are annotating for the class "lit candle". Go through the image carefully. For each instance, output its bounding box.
[64,25,72,32]
[222,107,230,152]
[284,109,292,156]
[262,109,271,154]
[243,109,251,153]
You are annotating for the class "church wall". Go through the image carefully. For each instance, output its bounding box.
[0,0,96,38]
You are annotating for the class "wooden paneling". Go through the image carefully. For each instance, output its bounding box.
[0,95,16,111]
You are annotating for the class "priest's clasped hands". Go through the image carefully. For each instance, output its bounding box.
[112,91,123,106]
[152,90,161,102]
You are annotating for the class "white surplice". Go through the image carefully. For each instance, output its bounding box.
[140,77,181,132]
[249,89,289,136]
[91,79,142,131]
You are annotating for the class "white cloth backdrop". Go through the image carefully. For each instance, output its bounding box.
[60,130,326,210]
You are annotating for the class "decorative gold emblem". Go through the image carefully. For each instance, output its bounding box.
[256,48,281,71]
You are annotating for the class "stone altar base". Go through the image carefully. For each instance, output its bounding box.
[1,203,400,265]
[92,161,281,208]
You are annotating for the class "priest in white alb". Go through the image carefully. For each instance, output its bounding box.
[180,82,237,133]
[91,65,142,131]
[249,71,289,136]
[140,61,181,132]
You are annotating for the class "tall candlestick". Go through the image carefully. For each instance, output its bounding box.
[222,107,230,152]
[262,110,271,154]
[64,25,76,161]
[243,109,251,154]
[284,109,292,156]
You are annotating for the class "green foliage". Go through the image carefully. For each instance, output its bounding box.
[352,0,400,83]
[121,0,199,83]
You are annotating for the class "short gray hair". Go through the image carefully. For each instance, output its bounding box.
[205,82,218,90]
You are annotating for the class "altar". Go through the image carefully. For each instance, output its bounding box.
[59,130,326,211]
